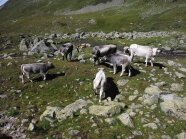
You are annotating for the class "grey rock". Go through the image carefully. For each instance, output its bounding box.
[89,102,125,117]
[69,129,80,136]
[78,54,84,60]
[176,132,186,139]
[144,85,162,96]
[161,135,171,139]
[117,79,129,86]
[160,96,186,120]
[143,95,159,105]
[80,109,88,115]
[175,72,185,78]
[40,99,90,122]
[118,113,134,128]
[105,118,116,125]
[28,123,34,131]
[154,81,166,87]
[129,95,138,101]
[143,123,157,129]
[179,68,186,73]
[167,60,181,67]
[170,83,183,92]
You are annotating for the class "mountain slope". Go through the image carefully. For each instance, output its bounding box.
[0,0,185,35]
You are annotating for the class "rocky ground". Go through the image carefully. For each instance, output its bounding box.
[0,31,185,138]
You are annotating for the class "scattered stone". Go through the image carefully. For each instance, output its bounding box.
[7,62,12,66]
[143,123,157,129]
[105,118,116,125]
[167,60,181,67]
[160,96,186,120]
[179,68,186,73]
[170,83,183,92]
[154,81,166,87]
[69,129,80,136]
[89,102,125,117]
[40,99,90,122]
[176,132,186,139]
[80,109,88,115]
[143,95,159,105]
[175,72,185,78]
[28,123,34,131]
[117,79,129,86]
[161,135,171,139]
[129,95,138,101]
[118,113,134,128]
[144,85,162,96]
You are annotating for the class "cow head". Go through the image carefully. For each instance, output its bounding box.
[123,46,130,54]
[47,61,55,69]
[152,48,161,56]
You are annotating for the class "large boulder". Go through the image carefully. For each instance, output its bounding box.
[40,99,89,122]
[31,40,51,53]
[89,102,125,117]
[160,95,186,120]
[143,95,159,105]
[56,99,89,121]
[40,106,62,121]
[170,83,183,92]
[19,39,29,51]
[118,113,134,128]
[144,85,162,96]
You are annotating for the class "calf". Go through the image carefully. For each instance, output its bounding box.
[93,68,107,102]
[21,62,55,83]
[60,43,79,61]
[105,53,133,76]
[92,44,117,65]
[124,44,161,67]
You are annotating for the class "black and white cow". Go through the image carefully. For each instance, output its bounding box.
[92,44,117,65]
[59,43,79,61]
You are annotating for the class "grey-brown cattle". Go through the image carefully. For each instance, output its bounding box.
[105,53,133,76]
[21,62,55,83]
[60,43,79,61]
[92,44,117,65]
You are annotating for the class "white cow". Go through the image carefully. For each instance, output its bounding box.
[93,68,107,102]
[124,44,161,67]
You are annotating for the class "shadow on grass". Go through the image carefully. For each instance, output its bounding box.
[104,77,119,100]
[0,134,12,139]
[100,62,140,77]
[33,72,65,82]
[135,61,165,69]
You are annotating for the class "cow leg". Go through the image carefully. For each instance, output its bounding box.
[128,65,131,77]
[113,64,117,74]
[69,52,72,61]
[22,72,25,84]
[145,56,149,67]
[99,87,104,103]
[150,58,153,67]
[120,64,126,77]
[26,72,32,83]
[41,73,46,80]
[66,54,69,61]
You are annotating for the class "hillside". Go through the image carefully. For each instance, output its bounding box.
[0,0,186,35]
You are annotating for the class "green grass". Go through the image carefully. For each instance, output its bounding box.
[0,42,185,138]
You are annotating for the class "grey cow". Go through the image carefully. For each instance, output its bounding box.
[92,44,117,65]
[59,43,79,61]
[21,62,55,83]
[105,53,133,76]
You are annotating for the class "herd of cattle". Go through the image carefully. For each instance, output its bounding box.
[21,43,161,102]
